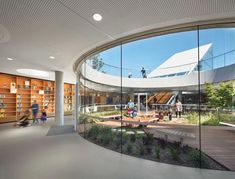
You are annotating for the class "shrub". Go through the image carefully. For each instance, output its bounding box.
[96,127,113,145]
[122,133,128,145]
[91,110,121,117]
[142,133,154,145]
[130,134,136,143]
[189,149,207,167]
[103,133,113,145]
[79,115,89,123]
[126,143,133,153]
[155,146,160,159]
[136,131,145,139]
[182,145,190,153]
[219,113,235,122]
[186,112,235,126]
[139,145,144,156]
[190,150,201,167]
[87,125,100,139]
[113,136,121,149]
[146,146,152,154]
[158,138,166,149]
[186,112,198,124]
[169,147,180,161]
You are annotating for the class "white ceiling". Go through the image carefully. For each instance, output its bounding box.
[0,0,235,83]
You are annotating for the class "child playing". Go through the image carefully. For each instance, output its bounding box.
[41,109,47,124]
[168,107,173,121]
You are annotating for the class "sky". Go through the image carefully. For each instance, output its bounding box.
[93,28,235,78]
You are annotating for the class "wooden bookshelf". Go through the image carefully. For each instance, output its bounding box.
[0,74,17,123]
[0,73,74,123]
[64,83,75,115]
[16,76,31,118]
[43,80,55,117]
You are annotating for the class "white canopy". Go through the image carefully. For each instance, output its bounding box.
[148,43,212,78]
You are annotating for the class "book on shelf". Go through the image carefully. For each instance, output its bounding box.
[0,94,6,98]
[25,81,30,87]
[17,108,22,112]
[10,82,17,93]
[39,90,44,95]
[17,94,22,98]
[0,108,6,112]
[0,103,7,108]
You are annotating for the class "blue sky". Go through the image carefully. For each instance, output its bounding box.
[97,28,235,77]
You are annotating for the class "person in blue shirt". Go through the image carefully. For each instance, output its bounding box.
[40,108,47,124]
[127,99,135,117]
[31,100,39,124]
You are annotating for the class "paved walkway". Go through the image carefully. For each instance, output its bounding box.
[0,116,235,179]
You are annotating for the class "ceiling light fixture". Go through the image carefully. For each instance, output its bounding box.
[93,13,102,21]
[49,56,55,59]
[16,69,49,77]
[7,57,14,61]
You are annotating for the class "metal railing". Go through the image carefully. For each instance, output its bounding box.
[85,49,235,78]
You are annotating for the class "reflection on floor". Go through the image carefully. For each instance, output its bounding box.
[0,115,235,179]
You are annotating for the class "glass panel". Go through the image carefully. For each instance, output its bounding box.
[76,25,235,171]
[199,26,235,171]
[78,45,122,152]
[121,29,200,168]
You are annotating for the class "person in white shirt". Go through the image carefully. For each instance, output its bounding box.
[175,99,183,118]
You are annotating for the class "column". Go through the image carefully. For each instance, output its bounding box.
[178,91,182,101]
[74,73,80,131]
[55,71,64,126]
[137,94,140,111]
[145,93,148,113]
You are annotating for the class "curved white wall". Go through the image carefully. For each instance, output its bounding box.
[81,63,235,91]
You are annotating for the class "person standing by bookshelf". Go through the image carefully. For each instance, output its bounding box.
[31,100,39,124]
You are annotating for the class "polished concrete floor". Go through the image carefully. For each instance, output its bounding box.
[0,116,235,179]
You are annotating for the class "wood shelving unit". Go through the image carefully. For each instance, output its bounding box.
[43,80,55,117]
[0,74,17,123]
[64,83,75,115]
[0,73,74,123]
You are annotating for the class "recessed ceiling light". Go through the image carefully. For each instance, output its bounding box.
[93,13,102,21]
[49,56,55,59]
[7,57,14,61]
[16,69,49,77]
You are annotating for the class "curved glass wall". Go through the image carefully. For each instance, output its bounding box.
[77,24,235,171]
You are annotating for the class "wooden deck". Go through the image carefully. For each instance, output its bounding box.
[146,125,235,171]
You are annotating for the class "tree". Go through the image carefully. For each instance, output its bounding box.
[90,55,104,71]
[205,81,235,109]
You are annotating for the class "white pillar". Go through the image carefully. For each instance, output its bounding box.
[137,94,140,111]
[55,71,64,126]
[145,93,148,113]
[74,74,80,131]
[178,91,182,101]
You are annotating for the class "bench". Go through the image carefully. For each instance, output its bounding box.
[219,122,235,128]
[101,115,122,120]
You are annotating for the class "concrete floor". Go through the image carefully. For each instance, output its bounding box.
[0,116,235,179]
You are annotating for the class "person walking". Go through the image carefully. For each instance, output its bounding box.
[141,67,147,78]
[31,100,39,124]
